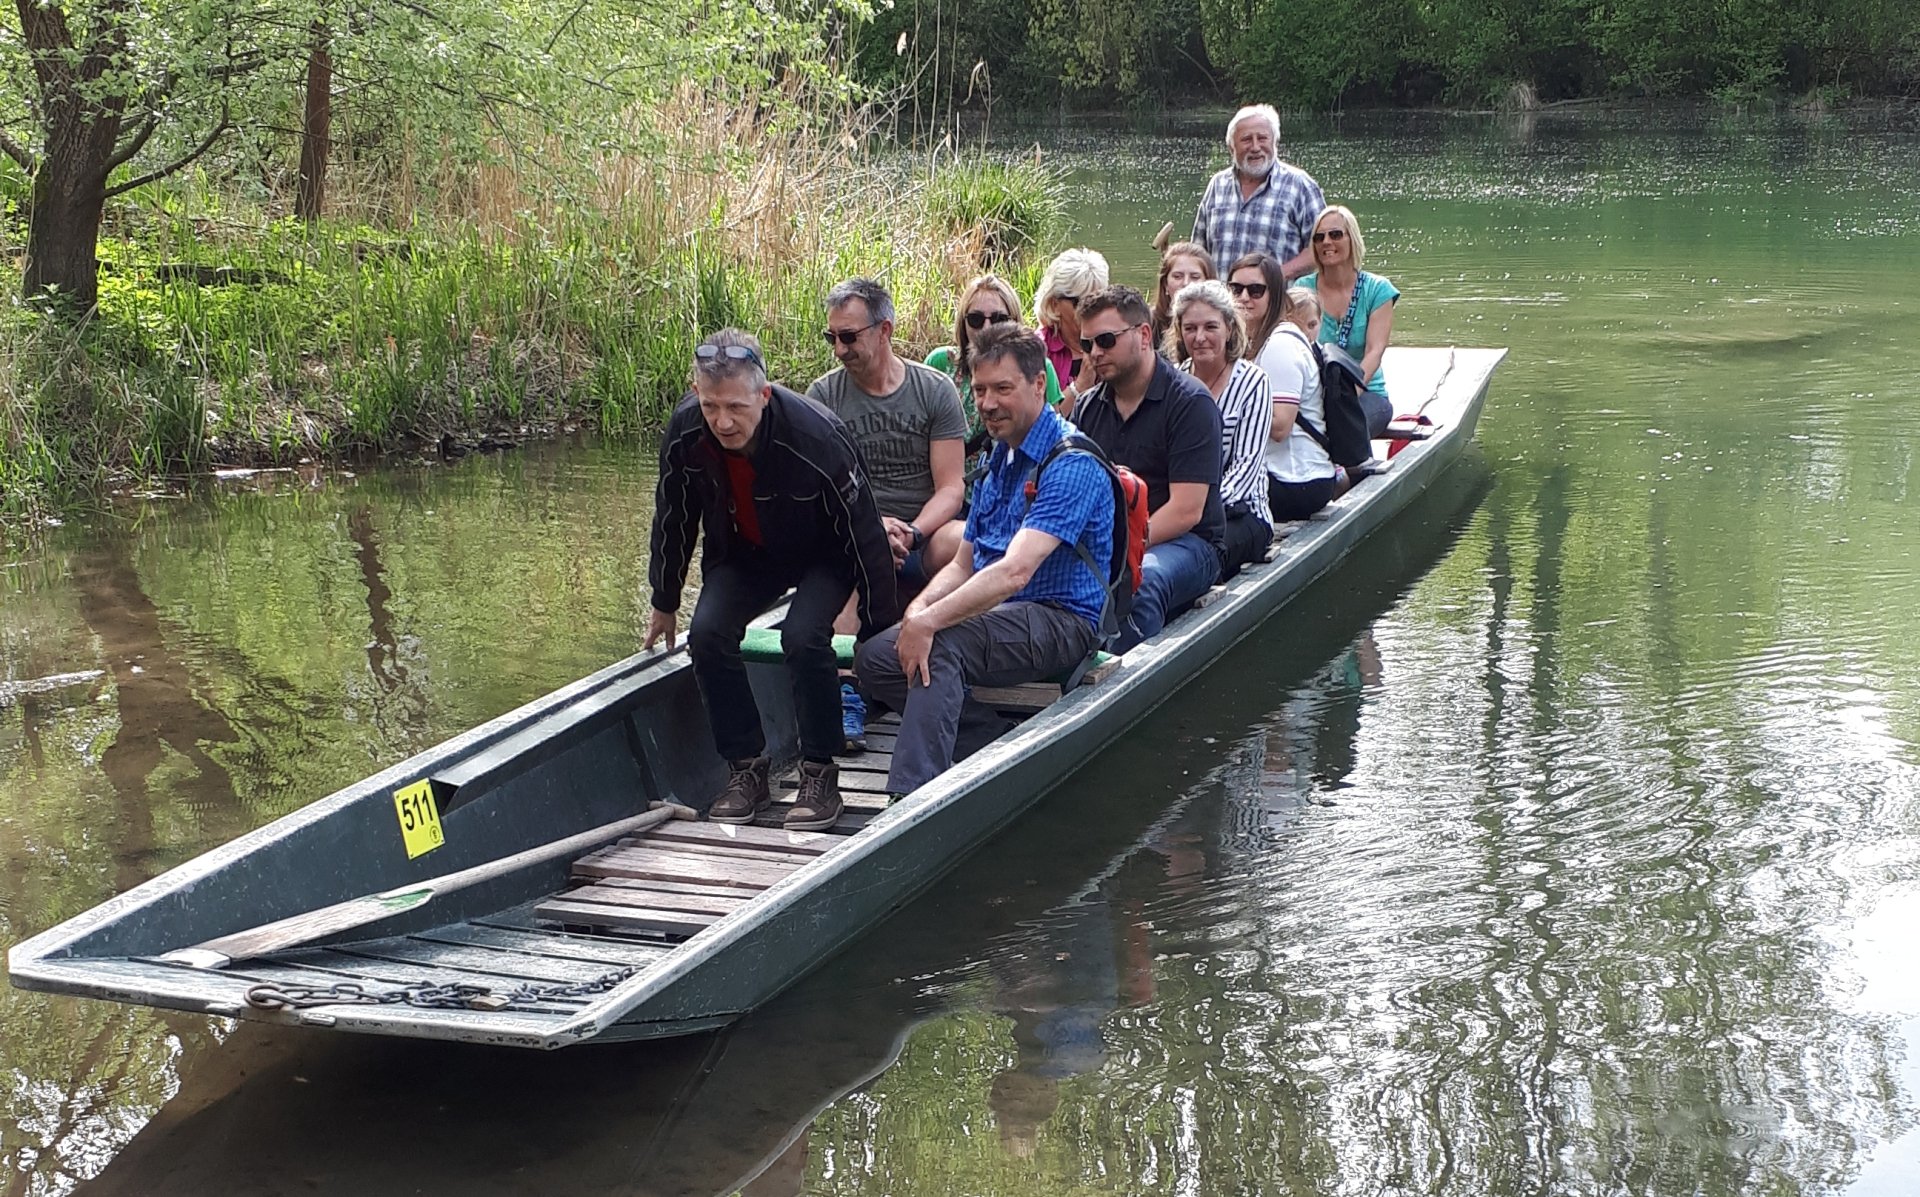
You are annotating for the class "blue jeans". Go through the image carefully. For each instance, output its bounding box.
[1118,532,1221,652]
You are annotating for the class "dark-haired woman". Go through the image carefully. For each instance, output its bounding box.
[1228,252,1336,522]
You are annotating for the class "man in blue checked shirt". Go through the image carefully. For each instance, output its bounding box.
[856,325,1115,796]
[1192,104,1325,282]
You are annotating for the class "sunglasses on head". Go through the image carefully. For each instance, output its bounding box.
[964,310,1015,330]
[695,343,763,367]
[1078,323,1144,353]
[1311,227,1348,244]
[1227,281,1269,299]
[822,320,880,347]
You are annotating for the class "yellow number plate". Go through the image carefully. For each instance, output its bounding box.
[393,780,445,859]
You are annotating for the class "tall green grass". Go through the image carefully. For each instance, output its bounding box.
[0,144,1065,523]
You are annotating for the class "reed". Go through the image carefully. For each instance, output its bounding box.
[0,88,1064,521]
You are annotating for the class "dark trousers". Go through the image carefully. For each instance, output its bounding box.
[1362,388,1393,439]
[1220,509,1274,581]
[855,601,1096,794]
[1269,474,1336,521]
[688,553,850,764]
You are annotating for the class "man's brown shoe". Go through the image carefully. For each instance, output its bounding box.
[709,756,771,824]
[784,760,842,831]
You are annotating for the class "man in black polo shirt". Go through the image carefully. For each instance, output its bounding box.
[1071,285,1225,651]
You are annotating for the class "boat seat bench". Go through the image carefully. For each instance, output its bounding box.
[740,628,1114,690]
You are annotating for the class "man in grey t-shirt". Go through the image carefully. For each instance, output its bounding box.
[810,276,967,752]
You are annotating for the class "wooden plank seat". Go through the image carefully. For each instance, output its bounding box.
[739,628,1114,692]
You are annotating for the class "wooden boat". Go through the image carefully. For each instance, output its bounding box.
[9,346,1505,1049]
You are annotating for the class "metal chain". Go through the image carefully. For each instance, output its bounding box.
[244,965,638,1013]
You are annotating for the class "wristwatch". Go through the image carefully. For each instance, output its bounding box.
[908,523,925,551]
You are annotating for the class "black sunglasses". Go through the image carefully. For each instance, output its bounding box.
[1311,228,1348,244]
[694,343,763,367]
[1055,293,1082,308]
[1227,281,1270,299]
[822,320,880,347]
[1078,323,1145,353]
[964,310,1015,330]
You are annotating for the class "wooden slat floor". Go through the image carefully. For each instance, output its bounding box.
[532,715,905,940]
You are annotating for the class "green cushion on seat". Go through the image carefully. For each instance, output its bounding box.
[738,627,1111,688]
[740,626,858,666]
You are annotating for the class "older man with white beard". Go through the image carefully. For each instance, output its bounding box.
[1191,104,1325,283]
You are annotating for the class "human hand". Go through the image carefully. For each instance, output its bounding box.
[894,612,934,687]
[643,608,678,651]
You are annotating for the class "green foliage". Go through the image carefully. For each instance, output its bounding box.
[920,157,1065,268]
[850,0,1920,109]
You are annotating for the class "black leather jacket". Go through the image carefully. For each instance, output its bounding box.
[648,384,899,637]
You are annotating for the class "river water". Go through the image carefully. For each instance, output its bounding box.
[4,108,1919,1195]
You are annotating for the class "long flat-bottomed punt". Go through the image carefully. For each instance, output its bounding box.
[9,346,1506,1048]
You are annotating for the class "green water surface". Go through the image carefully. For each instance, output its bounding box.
[3,107,1918,1196]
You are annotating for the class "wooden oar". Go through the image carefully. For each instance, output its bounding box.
[160,803,697,969]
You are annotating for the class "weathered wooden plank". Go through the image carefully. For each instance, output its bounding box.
[969,682,1060,712]
[617,834,824,865]
[637,821,834,856]
[587,875,759,901]
[1191,585,1229,610]
[559,882,744,917]
[415,923,671,970]
[775,779,891,804]
[750,806,875,832]
[1079,658,1122,686]
[573,847,796,890]
[534,898,718,938]
[336,938,622,985]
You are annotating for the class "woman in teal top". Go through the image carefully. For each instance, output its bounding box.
[1297,204,1398,438]
[925,274,1064,457]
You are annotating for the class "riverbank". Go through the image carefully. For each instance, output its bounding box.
[0,126,1062,525]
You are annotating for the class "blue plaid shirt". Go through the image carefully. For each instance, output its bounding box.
[964,407,1115,633]
[1191,160,1326,271]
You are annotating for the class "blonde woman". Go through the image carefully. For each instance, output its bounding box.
[1297,205,1397,436]
[1033,248,1109,415]
[1168,279,1273,579]
[925,275,1064,442]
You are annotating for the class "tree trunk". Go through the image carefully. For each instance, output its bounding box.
[23,147,112,309]
[296,22,331,222]
[16,0,130,310]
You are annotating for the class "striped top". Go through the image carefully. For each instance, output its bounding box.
[1185,357,1274,527]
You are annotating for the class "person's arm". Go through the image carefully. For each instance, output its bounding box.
[1148,388,1223,546]
[1220,369,1272,508]
[644,415,701,646]
[1262,338,1308,442]
[1280,246,1317,282]
[1360,293,1396,387]
[906,536,977,617]
[824,429,901,639]
[1190,175,1215,252]
[1271,397,1300,441]
[1148,483,1208,546]
[893,528,1061,686]
[905,438,965,540]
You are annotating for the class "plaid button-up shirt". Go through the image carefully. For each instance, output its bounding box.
[1191,160,1325,272]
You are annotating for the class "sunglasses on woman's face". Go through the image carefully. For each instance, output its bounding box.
[1311,228,1348,244]
[1227,281,1269,299]
[1078,324,1143,353]
[965,310,1014,330]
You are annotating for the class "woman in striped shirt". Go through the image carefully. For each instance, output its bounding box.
[1165,279,1274,580]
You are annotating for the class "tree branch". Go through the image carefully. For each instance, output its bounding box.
[544,0,591,54]
[104,107,229,198]
[0,126,33,172]
[104,115,157,172]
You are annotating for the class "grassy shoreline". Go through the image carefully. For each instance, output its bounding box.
[1,141,1062,524]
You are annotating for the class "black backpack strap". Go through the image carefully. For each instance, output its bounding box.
[1032,433,1126,659]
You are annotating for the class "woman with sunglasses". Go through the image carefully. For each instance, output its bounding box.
[1296,205,1397,437]
[1167,279,1272,580]
[1150,242,1217,358]
[1032,248,1109,416]
[926,274,1065,444]
[1228,252,1338,522]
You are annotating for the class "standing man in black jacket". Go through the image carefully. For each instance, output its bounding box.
[644,329,899,830]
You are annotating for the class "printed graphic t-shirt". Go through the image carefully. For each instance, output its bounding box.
[808,361,969,521]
